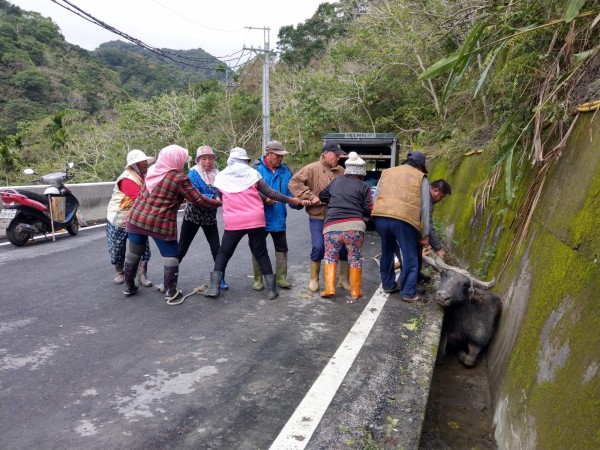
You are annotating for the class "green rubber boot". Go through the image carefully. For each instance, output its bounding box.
[275,251,291,289]
[252,256,264,291]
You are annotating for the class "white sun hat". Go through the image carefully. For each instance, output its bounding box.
[126,149,155,168]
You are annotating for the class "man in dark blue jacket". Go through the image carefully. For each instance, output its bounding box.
[251,140,302,289]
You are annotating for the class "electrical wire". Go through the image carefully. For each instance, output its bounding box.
[150,0,243,34]
[232,55,261,89]
[49,0,243,72]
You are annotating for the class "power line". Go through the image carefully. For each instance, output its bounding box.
[49,0,240,72]
[150,0,243,34]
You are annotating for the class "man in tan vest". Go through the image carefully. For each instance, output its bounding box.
[372,151,431,302]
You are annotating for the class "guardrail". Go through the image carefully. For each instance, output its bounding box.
[0,182,114,239]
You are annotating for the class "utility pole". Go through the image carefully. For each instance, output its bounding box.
[244,26,270,152]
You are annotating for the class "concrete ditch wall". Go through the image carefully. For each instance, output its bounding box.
[428,114,599,449]
[0,182,114,238]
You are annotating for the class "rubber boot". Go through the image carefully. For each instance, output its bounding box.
[204,271,223,298]
[252,256,264,291]
[308,260,321,292]
[220,271,229,290]
[137,261,153,287]
[264,274,279,300]
[164,265,182,302]
[123,261,139,297]
[338,260,351,291]
[114,264,125,284]
[320,263,336,298]
[349,267,363,301]
[275,251,291,288]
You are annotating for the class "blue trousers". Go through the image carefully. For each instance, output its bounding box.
[128,232,179,258]
[309,218,347,262]
[375,217,419,297]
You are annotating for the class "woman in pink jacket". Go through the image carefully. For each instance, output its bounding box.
[204,147,303,300]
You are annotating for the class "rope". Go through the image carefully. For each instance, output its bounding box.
[166,284,208,306]
[576,100,600,112]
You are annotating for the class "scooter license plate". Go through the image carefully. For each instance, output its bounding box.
[0,208,16,227]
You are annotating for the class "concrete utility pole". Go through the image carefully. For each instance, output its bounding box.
[244,26,270,152]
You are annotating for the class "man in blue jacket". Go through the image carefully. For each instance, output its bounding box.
[251,140,302,289]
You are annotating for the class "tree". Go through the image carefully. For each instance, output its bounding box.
[0,136,20,185]
[11,68,50,101]
[277,2,352,68]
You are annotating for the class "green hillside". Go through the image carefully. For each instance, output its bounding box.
[93,41,226,98]
[0,0,225,137]
[0,0,123,136]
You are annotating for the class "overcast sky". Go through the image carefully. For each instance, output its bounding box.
[10,0,325,64]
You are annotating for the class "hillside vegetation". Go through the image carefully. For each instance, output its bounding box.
[1,0,598,192]
[94,40,225,99]
[0,0,122,137]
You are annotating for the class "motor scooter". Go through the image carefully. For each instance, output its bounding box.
[0,163,80,246]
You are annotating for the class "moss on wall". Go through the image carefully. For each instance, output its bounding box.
[427,114,600,448]
[504,226,600,447]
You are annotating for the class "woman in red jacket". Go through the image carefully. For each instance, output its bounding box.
[124,145,221,304]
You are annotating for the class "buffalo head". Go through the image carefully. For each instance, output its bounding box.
[422,255,495,307]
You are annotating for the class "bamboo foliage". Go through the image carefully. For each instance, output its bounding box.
[422,2,598,198]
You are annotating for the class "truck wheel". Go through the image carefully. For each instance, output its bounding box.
[66,216,79,236]
[7,222,32,246]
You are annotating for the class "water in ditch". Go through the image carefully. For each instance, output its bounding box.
[419,355,496,449]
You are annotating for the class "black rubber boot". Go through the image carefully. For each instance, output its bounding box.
[164,265,181,301]
[123,261,139,297]
[264,274,279,300]
[204,271,223,298]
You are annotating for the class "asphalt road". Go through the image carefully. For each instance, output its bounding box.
[0,208,441,449]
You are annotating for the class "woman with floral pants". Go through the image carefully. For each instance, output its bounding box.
[318,152,372,302]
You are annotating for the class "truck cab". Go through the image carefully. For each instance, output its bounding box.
[322,132,398,190]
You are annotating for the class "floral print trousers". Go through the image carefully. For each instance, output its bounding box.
[107,222,150,265]
[323,230,364,268]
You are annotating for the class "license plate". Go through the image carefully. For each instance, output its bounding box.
[0,208,16,220]
[0,209,16,228]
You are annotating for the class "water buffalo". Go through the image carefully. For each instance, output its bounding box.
[423,255,502,367]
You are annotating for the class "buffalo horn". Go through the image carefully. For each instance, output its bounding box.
[422,254,496,289]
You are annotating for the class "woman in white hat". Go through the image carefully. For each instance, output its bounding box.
[178,146,229,290]
[106,149,156,286]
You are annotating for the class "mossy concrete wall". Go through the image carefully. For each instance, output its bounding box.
[429,114,599,449]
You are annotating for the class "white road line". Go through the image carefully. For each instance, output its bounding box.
[269,288,390,449]
[0,223,106,247]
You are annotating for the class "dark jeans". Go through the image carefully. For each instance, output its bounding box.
[375,217,419,297]
[265,230,288,253]
[178,219,220,263]
[214,227,272,275]
[308,218,347,262]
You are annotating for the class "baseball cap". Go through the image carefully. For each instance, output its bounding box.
[265,140,289,155]
[322,141,347,155]
[407,151,428,173]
